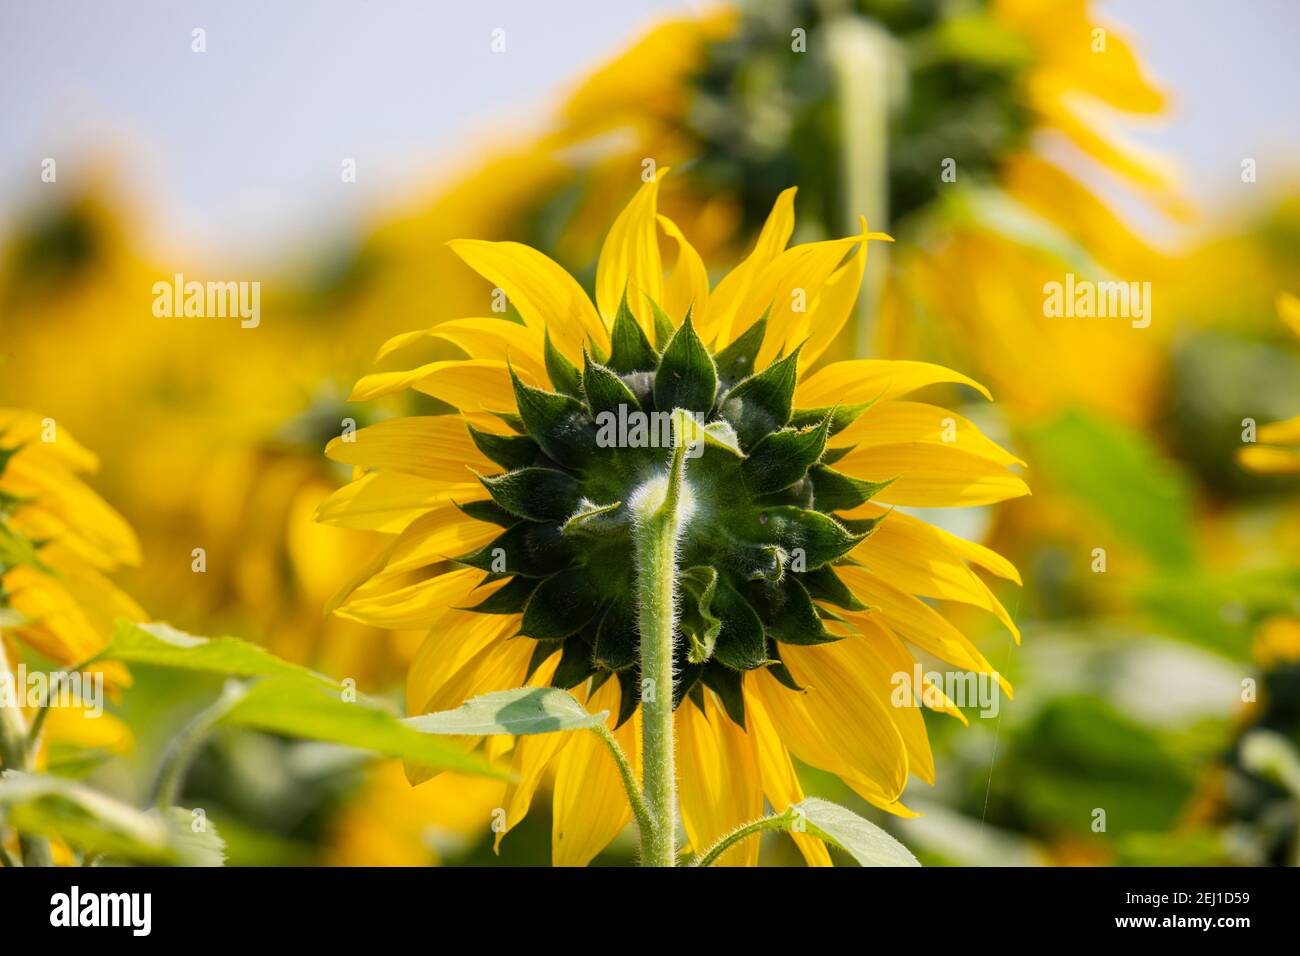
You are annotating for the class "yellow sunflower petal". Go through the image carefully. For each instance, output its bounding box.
[550,679,633,866]
[325,416,490,482]
[702,187,796,346]
[658,213,710,326]
[447,239,606,356]
[833,400,1024,466]
[596,172,668,336]
[315,471,480,533]
[676,691,763,866]
[1238,445,1300,475]
[836,443,1030,507]
[796,359,992,407]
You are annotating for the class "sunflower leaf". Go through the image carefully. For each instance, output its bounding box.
[790,797,920,867]
[405,686,607,736]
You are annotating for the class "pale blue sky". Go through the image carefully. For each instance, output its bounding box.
[2,1,1297,264]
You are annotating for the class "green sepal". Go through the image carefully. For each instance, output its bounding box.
[650,300,677,351]
[561,499,625,537]
[508,366,595,469]
[713,308,769,382]
[614,670,640,728]
[453,498,517,528]
[462,574,537,614]
[701,663,746,728]
[762,506,867,569]
[809,465,894,512]
[608,289,658,373]
[544,328,583,397]
[732,543,784,582]
[718,345,801,448]
[837,510,890,538]
[520,567,603,639]
[525,640,561,682]
[477,467,580,522]
[765,645,803,692]
[801,566,869,612]
[593,603,637,671]
[674,662,704,708]
[467,423,541,471]
[582,350,642,418]
[710,577,769,670]
[789,401,874,437]
[680,566,722,664]
[757,577,840,646]
[654,314,718,415]
[454,522,573,578]
[741,414,831,494]
[550,635,596,689]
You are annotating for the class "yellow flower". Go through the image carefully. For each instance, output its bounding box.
[1238,293,1300,475]
[0,410,141,685]
[321,176,1026,866]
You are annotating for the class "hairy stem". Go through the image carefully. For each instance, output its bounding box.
[153,680,247,809]
[633,435,689,867]
[591,725,655,845]
[691,808,796,868]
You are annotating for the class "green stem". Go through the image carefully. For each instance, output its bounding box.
[827,14,893,359]
[633,435,689,867]
[152,680,247,809]
[0,637,54,866]
[691,808,796,868]
[591,725,655,845]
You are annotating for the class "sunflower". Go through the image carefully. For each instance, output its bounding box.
[1238,293,1300,476]
[1,409,139,865]
[320,175,1026,866]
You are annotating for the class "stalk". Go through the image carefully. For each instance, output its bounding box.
[632,436,689,867]
[827,14,893,358]
[0,637,54,866]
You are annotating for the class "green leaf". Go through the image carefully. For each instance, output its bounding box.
[467,423,540,471]
[608,290,658,373]
[655,314,718,415]
[407,686,607,736]
[0,772,211,866]
[160,806,227,867]
[105,620,333,685]
[791,797,920,867]
[719,346,801,448]
[544,328,583,397]
[1025,407,1194,569]
[477,467,580,522]
[224,679,504,778]
[713,309,768,382]
[743,417,831,494]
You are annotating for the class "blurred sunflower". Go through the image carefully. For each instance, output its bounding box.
[1238,293,1300,476]
[321,175,1026,865]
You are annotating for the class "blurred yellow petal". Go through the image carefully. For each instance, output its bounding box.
[316,471,480,533]
[834,400,1024,466]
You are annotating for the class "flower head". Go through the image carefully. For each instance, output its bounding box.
[321,175,1027,865]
